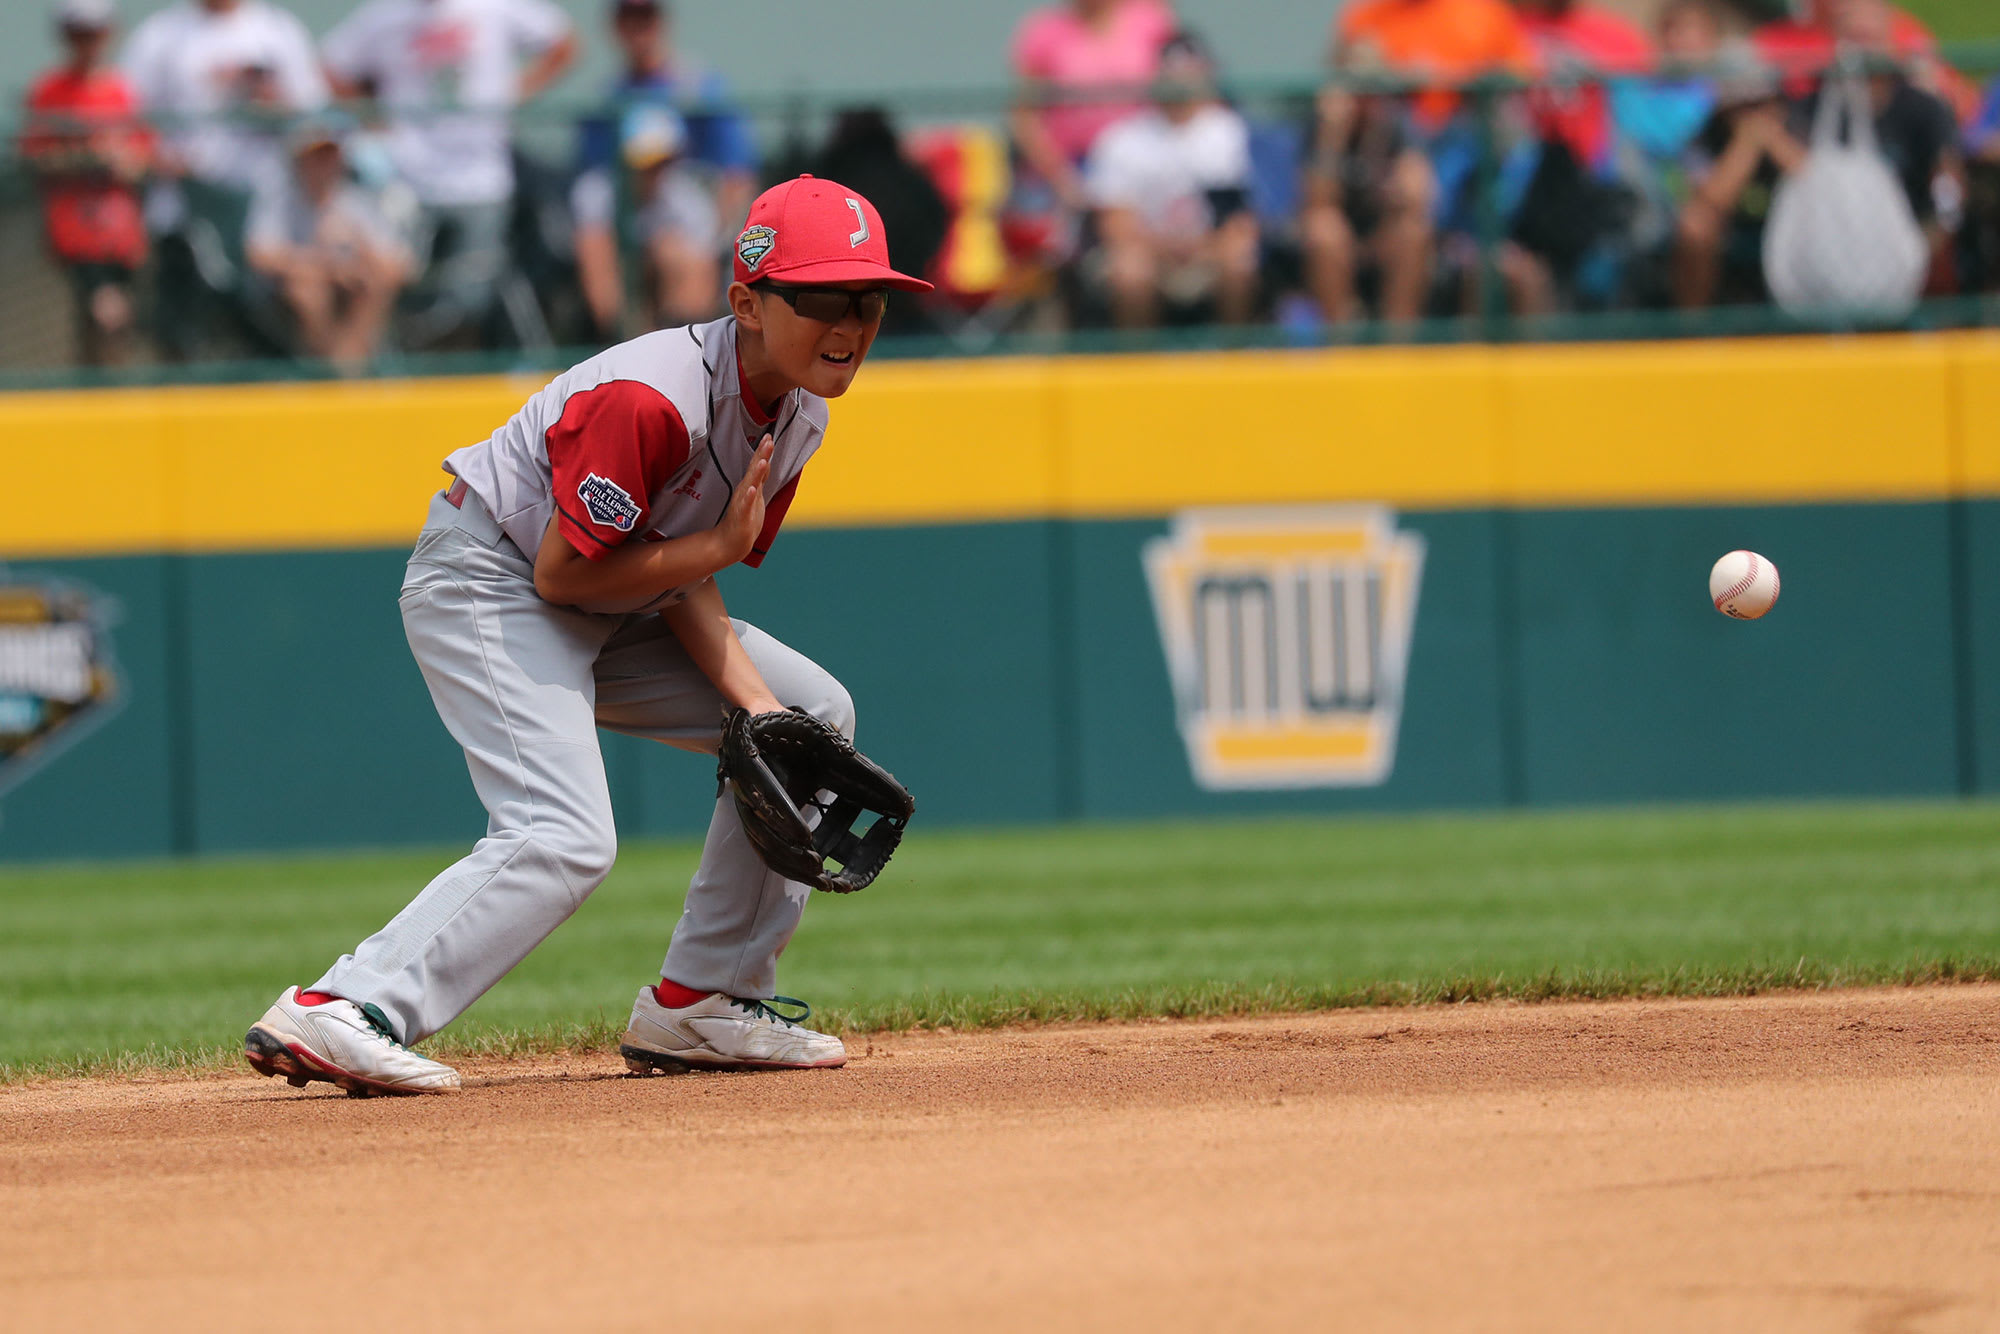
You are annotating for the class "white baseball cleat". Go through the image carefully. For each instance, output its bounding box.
[620,986,847,1073]
[244,986,462,1096]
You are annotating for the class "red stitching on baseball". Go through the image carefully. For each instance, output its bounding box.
[1714,552,1761,611]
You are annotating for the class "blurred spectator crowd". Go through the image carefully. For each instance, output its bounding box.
[14,0,2000,371]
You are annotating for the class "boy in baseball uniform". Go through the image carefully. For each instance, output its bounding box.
[244,176,930,1094]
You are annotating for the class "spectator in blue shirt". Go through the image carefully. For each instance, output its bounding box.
[573,0,757,338]
[1971,79,2000,163]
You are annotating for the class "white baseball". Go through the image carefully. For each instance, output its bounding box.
[1709,550,1780,619]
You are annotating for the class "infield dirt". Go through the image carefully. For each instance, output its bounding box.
[5,986,1997,1332]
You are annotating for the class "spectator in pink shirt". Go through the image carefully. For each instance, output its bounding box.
[1011,0,1176,212]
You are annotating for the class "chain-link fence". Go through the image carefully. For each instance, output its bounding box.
[2,37,1998,387]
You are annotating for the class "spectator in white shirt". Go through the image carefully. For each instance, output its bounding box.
[246,119,414,373]
[321,0,576,337]
[123,0,328,195]
[123,0,329,359]
[1084,31,1258,328]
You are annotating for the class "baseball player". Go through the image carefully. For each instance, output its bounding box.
[243,176,930,1095]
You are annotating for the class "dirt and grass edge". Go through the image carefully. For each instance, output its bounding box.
[8,955,2000,1086]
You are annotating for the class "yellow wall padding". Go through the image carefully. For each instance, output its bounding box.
[2,331,1995,558]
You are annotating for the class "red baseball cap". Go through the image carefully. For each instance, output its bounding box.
[732,175,933,293]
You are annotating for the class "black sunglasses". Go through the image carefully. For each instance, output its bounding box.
[752,282,889,324]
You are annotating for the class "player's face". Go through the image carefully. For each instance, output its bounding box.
[745,282,886,398]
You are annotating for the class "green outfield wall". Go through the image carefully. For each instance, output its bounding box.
[1,335,1995,860]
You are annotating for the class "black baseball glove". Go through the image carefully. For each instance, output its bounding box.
[717,706,915,893]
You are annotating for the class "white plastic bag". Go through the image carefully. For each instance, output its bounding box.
[1762,71,1928,319]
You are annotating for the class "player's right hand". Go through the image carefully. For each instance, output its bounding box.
[716,436,773,565]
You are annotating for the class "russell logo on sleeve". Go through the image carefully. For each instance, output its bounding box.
[578,474,642,532]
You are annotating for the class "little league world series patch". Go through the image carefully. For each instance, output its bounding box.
[0,573,119,810]
[579,474,642,532]
[737,224,777,272]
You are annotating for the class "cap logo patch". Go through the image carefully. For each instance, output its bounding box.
[578,473,642,532]
[737,224,777,271]
[845,199,869,248]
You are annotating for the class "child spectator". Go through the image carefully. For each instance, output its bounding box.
[1324,0,1539,314]
[1083,31,1256,328]
[1671,44,1802,308]
[1805,0,1963,277]
[1011,0,1176,216]
[321,0,576,342]
[1507,0,1655,310]
[1608,0,1723,301]
[245,120,413,372]
[1514,0,1653,175]
[570,106,722,334]
[572,0,756,340]
[1611,0,1721,166]
[123,0,328,358]
[1298,85,1435,325]
[21,0,151,366]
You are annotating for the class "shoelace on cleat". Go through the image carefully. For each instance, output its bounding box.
[358,1002,417,1051]
[728,995,813,1027]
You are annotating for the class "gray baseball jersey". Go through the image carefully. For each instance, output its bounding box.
[310,319,851,1044]
[444,314,827,612]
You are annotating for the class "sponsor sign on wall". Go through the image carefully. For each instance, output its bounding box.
[1143,508,1425,791]
[0,573,118,811]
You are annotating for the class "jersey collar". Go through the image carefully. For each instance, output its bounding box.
[734,338,782,428]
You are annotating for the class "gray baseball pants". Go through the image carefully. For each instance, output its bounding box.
[312,489,852,1044]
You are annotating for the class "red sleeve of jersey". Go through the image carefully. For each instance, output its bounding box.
[742,474,799,569]
[544,379,691,562]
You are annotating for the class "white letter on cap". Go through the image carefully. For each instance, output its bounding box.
[846,199,869,248]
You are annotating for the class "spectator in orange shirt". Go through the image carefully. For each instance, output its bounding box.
[1303,0,1537,323]
[20,0,152,366]
[1335,0,1539,138]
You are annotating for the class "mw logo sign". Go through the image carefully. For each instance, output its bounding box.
[1143,508,1425,791]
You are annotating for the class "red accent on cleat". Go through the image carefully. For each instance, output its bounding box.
[295,990,339,1006]
[654,979,713,1009]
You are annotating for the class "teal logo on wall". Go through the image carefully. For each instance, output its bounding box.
[0,573,120,810]
[1143,507,1425,791]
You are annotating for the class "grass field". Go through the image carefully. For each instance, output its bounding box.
[1904,0,1998,44]
[5,799,2000,1080]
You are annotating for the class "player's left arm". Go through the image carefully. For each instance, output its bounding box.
[659,578,782,715]
[512,0,578,102]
